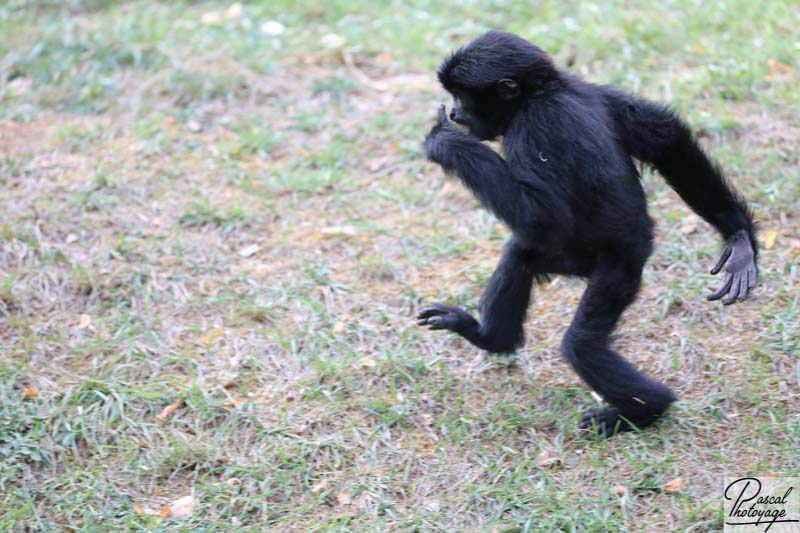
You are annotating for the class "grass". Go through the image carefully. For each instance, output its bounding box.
[1,0,798,530]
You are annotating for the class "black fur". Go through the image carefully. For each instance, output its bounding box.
[418,31,758,438]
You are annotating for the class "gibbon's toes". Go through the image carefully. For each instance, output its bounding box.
[579,407,631,439]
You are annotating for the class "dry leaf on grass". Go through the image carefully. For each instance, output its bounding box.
[336,492,351,505]
[199,327,224,346]
[310,479,328,495]
[319,226,357,238]
[222,375,239,389]
[320,33,345,49]
[358,357,376,368]
[225,3,243,19]
[238,244,259,257]
[134,504,162,516]
[77,314,92,329]
[679,215,699,235]
[330,273,349,284]
[225,396,247,407]
[786,238,800,259]
[200,11,223,25]
[766,58,793,80]
[22,385,38,398]
[253,264,271,277]
[761,230,778,250]
[156,398,183,421]
[260,21,285,36]
[536,448,561,467]
[166,495,196,519]
[439,180,461,196]
[662,476,684,493]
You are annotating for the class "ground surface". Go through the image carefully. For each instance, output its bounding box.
[1,1,798,531]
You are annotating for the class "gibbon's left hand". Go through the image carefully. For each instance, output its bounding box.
[707,230,758,305]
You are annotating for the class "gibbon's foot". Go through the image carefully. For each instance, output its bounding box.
[578,407,657,439]
[416,304,472,332]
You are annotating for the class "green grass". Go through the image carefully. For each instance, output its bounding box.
[1,0,799,530]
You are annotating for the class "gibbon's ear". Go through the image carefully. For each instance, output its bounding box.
[496,78,519,100]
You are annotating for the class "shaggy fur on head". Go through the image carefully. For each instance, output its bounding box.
[437,30,558,92]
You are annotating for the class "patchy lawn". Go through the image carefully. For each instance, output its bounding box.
[1,1,798,530]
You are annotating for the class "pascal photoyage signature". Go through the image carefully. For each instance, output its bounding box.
[725,477,799,531]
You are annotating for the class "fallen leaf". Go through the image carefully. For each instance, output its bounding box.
[225,396,247,407]
[167,495,196,519]
[156,398,183,421]
[761,230,778,250]
[786,238,800,259]
[6,77,30,97]
[200,11,223,25]
[310,479,328,494]
[260,20,285,36]
[336,492,351,505]
[253,264,271,277]
[439,181,461,196]
[679,215,699,235]
[332,321,347,334]
[224,2,243,19]
[358,357,376,368]
[536,448,561,467]
[238,244,260,257]
[768,59,792,73]
[662,476,684,493]
[77,314,92,329]
[219,128,238,141]
[199,327,224,346]
[319,226,357,238]
[134,504,162,516]
[321,33,345,49]
[22,385,38,398]
[368,156,390,173]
